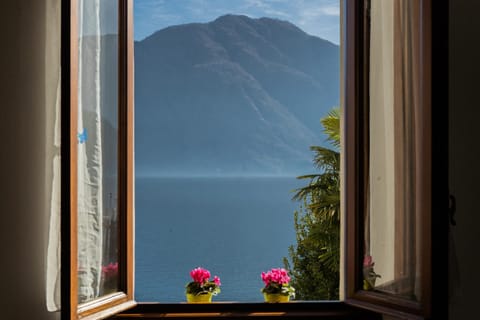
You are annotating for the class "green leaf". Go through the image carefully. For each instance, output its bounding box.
[285,107,341,300]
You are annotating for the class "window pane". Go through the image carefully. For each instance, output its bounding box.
[134,0,341,302]
[77,0,120,304]
[366,0,421,302]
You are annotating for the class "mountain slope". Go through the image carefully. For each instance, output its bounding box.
[135,14,339,176]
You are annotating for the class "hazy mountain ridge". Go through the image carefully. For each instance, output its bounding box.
[134,14,339,176]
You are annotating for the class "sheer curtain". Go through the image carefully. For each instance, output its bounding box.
[368,0,422,300]
[368,0,395,257]
[46,0,119,310]
[77,0,105,303]
[368,0,396,288]
[45,0,61,311]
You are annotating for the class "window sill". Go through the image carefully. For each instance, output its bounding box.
[108,301,380,319]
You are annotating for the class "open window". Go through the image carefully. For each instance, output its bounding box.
[344,0,448,318]
[61,0,135,318]
[61,0,448,319]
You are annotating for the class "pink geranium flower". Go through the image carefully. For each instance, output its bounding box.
[186,267,221,296]
[261,268,291,286]
[261,268,295,298]
[102,262,118,278]
[213,276,221,286]
[190,267,211,284]
[363,255,374,268]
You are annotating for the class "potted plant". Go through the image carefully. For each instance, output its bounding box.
[100,262,118,295]
[185,267,221,303]
[261,268,295,302]
[363,255,381,290]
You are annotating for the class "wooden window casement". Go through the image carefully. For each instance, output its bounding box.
[344,1,449,319]
[61,0,448,319]
[61,0,135,319]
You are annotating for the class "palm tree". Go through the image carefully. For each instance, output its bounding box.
[284,108,340,300]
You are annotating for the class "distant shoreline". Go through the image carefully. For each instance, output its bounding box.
[135,174,302,179]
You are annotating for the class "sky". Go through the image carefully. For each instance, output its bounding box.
[134,0,340,44]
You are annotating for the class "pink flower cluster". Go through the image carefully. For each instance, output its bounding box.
[102,262,118,278]
[363,255,375,268]
[261,268,291,286]
[213,276,221,286]
[190,267,210,284]
[190,267,221,286]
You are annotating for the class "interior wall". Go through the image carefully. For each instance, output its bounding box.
[448,0,480,319]
[0,1,60,319]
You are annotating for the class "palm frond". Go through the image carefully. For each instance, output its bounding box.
[321,107,340,149]
[292,173,339,201]
[296,174,323,180]
[286,107,341,300]
[319,245,340,273]
[310,146,340,172]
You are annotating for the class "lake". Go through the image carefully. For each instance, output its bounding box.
[135,176,304,302]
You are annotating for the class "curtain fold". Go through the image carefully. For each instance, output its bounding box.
[368,0,423,300]
[77,0,104,303]
[46,0,118,310]
[369,0,396,285]
[45,0,61,311]
[46,76,62,312]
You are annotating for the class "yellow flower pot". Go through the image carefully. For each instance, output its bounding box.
[263,293,290,303]
[186,292,213,303]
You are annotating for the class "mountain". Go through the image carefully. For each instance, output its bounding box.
[134,14,339,176]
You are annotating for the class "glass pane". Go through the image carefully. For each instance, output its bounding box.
[134,0,341,302]
[366,0,421,301]
[77,0,120,304]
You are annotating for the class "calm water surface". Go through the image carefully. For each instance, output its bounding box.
[135,176,303,302]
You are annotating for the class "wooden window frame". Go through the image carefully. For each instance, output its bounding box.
[344,0,449,319]
[61,0,448,319]
[61,0,135,319]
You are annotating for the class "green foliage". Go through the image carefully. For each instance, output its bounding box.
[261,282,296,297]
[284,107,340,300]
[185,281,221,296]
[320,108,340,149]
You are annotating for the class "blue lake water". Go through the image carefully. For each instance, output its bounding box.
[135,176,304,302]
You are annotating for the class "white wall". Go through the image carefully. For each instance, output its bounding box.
[0,1,60,319]
[449,0,480,319]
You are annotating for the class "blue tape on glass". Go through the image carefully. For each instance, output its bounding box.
[78,128,88,144]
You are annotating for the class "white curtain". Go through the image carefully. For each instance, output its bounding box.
[46,0,118,310]
[369,0,396,286]
[45,0,61,312]
[369,0,423,300]
[77,0,104,303]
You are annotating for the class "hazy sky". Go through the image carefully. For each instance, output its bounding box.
[134,0,340,44]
